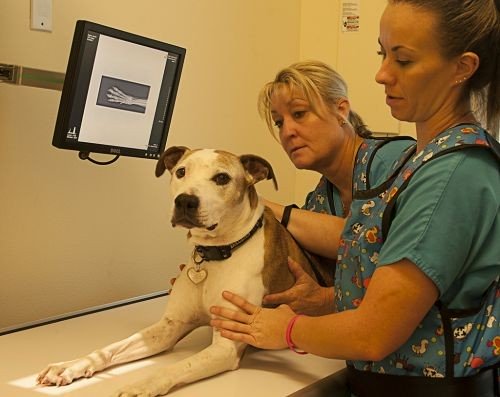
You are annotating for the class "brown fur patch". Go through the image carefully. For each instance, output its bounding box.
[261,207,335,302]
[261,208,316,297]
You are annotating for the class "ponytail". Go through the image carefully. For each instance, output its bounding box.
[349,110,372,138]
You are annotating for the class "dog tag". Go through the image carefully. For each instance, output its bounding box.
[187,267,207,284]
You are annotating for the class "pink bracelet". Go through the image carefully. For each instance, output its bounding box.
[285,314,308,354]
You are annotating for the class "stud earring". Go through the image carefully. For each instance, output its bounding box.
[456,77,467,84]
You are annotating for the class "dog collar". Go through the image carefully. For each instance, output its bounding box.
[193,214,264,263]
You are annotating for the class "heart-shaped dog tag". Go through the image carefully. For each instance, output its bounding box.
[187,267,207,284]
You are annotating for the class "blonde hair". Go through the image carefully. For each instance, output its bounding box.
[258,60,371,138]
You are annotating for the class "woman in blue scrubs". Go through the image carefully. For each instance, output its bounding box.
[257,60,415,315]
[211,1,500,396]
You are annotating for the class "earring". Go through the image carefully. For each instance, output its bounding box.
[455,77,467,84]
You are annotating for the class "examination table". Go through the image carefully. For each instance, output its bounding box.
[0,296,347,396]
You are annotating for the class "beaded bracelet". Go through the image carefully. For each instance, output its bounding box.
[281,204,298,228]
[285,314,308,354]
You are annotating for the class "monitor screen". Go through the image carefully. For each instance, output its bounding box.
[52,20,186,160]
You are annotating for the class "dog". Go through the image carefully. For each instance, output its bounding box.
[37,146,332,396]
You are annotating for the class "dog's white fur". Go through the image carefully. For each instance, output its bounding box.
[37,146,329,396]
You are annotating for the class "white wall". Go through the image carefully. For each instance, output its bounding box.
[0,0,302,330]
[1,0,412,331]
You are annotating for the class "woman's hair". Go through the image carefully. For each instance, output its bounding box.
[258,60,372,138]
[388,0,500,137]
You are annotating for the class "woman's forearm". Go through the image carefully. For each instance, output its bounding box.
[260,198,284,220]
[287,209,344,258]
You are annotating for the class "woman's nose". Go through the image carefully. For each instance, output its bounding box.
[279,117,297,139]
[376,61,396,87]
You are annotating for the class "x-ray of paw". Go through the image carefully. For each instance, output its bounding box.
[96,75,150,114]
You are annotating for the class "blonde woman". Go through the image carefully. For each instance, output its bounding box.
[259,61,415,315]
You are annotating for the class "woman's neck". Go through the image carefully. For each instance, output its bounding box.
[415,106,478,151]
[323,134,364,213]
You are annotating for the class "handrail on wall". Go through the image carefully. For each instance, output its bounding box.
[0,63,64,91]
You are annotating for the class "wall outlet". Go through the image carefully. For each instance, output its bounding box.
[31,0,52,32]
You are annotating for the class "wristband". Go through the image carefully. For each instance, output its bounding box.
[281,204,298,228]
[285,314,308,354]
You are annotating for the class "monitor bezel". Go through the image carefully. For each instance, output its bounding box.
[52,20,186,160]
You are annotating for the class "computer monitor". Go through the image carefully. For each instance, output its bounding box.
[52,20,186,160]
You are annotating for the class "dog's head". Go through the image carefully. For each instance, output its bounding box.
[156,146,278,235]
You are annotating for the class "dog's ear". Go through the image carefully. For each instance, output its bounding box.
[240,154,278,190]
[155,146,190,177]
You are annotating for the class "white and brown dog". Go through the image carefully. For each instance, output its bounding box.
[37,146,332,396]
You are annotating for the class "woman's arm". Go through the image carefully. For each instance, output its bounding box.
[261,198,345,259]
[210,258,438,361]
[292,259,438,360]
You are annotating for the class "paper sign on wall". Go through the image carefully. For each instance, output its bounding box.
[342,0,360,32]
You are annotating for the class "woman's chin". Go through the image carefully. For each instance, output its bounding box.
[389,108,412,123]
[290,158,310,170]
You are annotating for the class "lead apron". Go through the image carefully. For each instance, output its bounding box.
[335,125,500,395]
[303,137,416,282]
[304,137,416,216]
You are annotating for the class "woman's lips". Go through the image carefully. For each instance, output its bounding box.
[289,146,305,156]
[386,95,403,107]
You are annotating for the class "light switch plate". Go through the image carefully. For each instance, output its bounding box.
[31,0,52,32]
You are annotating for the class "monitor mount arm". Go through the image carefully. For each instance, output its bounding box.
[1,63,120,166]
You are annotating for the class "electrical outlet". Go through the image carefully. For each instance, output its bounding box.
[31,0,52,32]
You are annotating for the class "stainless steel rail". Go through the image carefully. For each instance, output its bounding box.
[0,63,64,91]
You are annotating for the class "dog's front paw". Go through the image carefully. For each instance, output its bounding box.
[111,375,172,397]
[37,358,96,387]
[111,388,154,397]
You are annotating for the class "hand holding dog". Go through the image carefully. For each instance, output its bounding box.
[263,257,334,315]
[210,291,295,350]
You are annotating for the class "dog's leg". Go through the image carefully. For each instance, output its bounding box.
[37,316,197,387]
[111,331,246,397]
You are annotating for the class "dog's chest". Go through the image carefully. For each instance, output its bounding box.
[190,230,267,310]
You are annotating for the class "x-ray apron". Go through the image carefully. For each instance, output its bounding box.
[335,124,500,396]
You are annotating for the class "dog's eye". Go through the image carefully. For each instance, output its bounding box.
[175,167,186,178]
[212,173,231,185]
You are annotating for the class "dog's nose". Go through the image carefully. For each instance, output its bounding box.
[175,194,199,211]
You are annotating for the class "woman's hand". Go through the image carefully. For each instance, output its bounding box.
[210,291,295,350]
[263,257,335,315]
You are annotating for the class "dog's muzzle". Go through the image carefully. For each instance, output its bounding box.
[172,193,217,230]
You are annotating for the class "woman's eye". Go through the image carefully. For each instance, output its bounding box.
[175,167,186,178]
[293,110,306,119]
[213,173,231,185]
[377,50,411,66]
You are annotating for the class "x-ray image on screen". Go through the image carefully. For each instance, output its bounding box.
[52,20,185,159]
[78,33,167,150]
[97,76,150,114]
